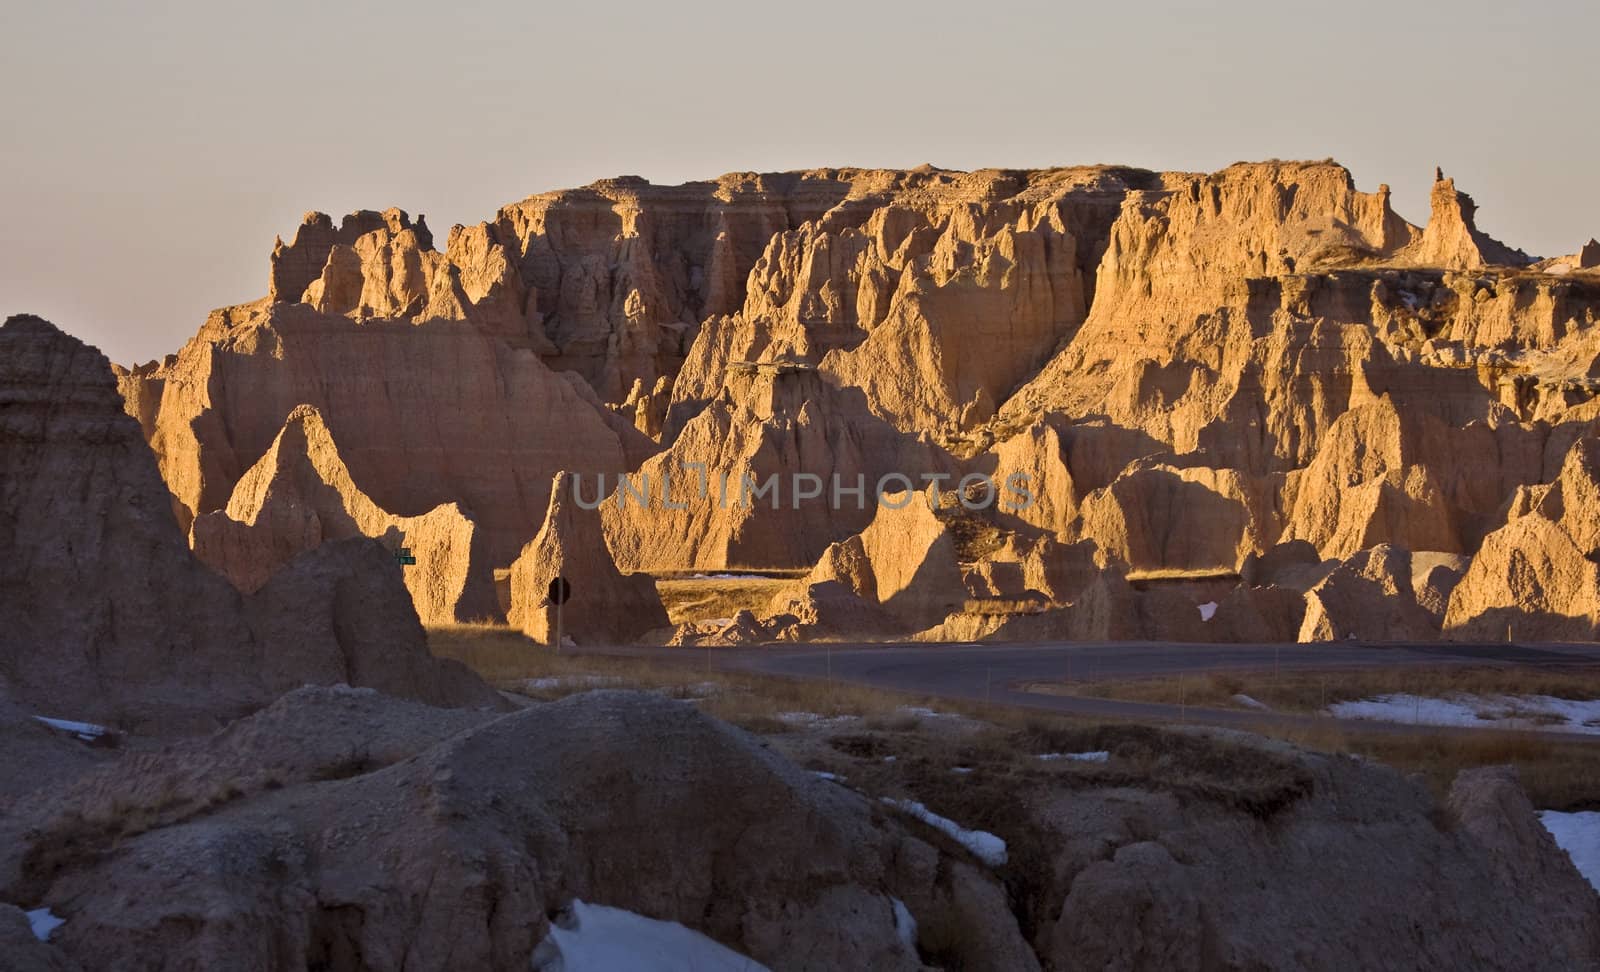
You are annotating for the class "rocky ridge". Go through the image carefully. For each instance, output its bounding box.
[106,160,1600,647]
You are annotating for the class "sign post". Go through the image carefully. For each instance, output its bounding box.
[547,576,572,652]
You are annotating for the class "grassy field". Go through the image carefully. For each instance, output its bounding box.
[428,624,1600,810]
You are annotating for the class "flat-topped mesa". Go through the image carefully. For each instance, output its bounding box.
[1405,168,1534,270]
[269,208,432,304]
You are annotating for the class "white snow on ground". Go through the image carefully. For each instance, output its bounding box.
[1231,694,1270,711]
[533,900,770,971]
[33,716,107,741]
[812,771,844,782]
[883,798,1008,867]
[27,908,64,941]
[1539,811,1600,892]
[891,897,917,952]
[1327,694,1600,733]
[689,573,774,581]
[776,711,856,728]
[1197,601,1218,621]
[1037,751,1109,762]
[522,675,624,692]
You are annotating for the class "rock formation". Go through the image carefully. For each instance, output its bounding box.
[96,158,1600,646]
[1,690,1032,970]
[1036,731,1599,969]
[0,316,496,731]
[1444,433,1600,641]
[769,490,968,632]
[508,473,668,645]
[1297,544,1440,642]
[191,404,500,625]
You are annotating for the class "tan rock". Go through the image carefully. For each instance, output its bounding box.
[190,405,500,625]
[1405,168,1532,270]
[1298,545,1439,642]
[1445,434,1600,641]
[1580,238,1600,270]
[508,473,668,645]
[1078,462,1267,572]
[780,490,968,630]
[603,365,955,572]
[125,302,634,566]
[0,316,497,732]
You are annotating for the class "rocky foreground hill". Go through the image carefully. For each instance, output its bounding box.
[104,159,1600,646]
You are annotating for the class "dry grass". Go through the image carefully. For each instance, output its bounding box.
[426,622,922,731]
[1027,664,1600,714]
[1123,567,1240,582]
[652,575,794,625]
[429,625,1600,812]
[1255,722,1600,812]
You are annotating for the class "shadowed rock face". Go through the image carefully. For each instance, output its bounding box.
[106,159,1600,645]
[1,689,1036,972]
[191,404,501,625]
[508,473,668,646]
[0,316,497,731]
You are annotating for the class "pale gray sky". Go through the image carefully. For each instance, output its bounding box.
[3,0,1594,365]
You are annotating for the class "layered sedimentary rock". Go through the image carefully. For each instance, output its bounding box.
[1297,545,1440,642]
[0,316,495,730]
[1444,433,1600,641]
[191,404,500,624]
[123,302,641,566]
[105,158,1600,645]
[769,490,968,632]
[603,365,956,571]
[508,473,668,645]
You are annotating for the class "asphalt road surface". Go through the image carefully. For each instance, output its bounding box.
[589,638,1600,736]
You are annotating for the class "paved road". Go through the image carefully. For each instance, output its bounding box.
[587,638,1600,735]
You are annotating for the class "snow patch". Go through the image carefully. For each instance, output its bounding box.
[1197,601,1218,621]
[1540,811,1600,892]
[776,711,855,728]
[1038,751,1109,763]
[523,675,624,692]
[950,766,973,774]
[811,770,844,782]
[33,716,108,741]
[883,798,1008,867]
[532,899,770,971]
[689,573,773,581]
[1327,693,1600,733]
[26,908,64,941]
[1231,694,1270,711]
[891,897,918,953]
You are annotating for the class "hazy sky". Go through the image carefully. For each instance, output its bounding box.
[3,0,1594,365]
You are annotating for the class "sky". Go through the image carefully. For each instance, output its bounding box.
[2,0,1595,366]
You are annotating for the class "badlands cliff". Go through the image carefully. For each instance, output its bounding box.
[106,161,1600,646]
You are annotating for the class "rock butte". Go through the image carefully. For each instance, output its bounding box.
[98,160,1600,647]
